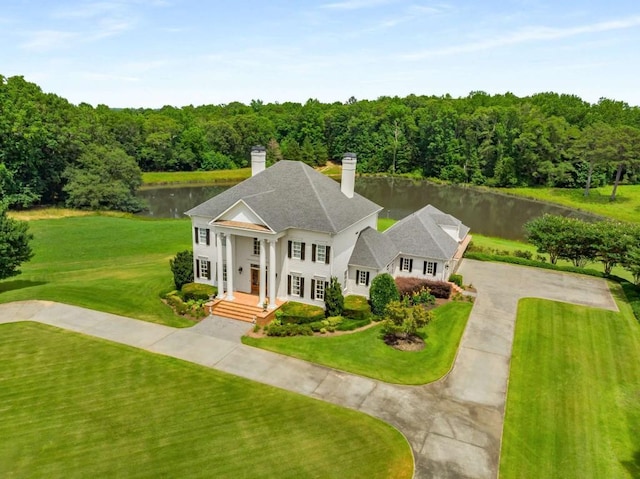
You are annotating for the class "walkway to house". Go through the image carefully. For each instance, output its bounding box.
[0,260,618,479]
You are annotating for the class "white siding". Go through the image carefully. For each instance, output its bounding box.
[191,216,216,286]
[392,255,451,282]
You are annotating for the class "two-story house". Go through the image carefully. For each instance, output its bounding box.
[186,146,470,310]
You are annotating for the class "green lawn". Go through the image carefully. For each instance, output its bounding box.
[377,217,396,232]
[142,168,252,185]
[0,216,193,327]
[243,301,472,384]
[494,184,640,224]
[500,292,640,478]
[0,322,412,479]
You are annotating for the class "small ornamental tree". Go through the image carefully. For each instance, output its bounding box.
[0,203,33,280]
[170,250,194,290]
[324,276,344,317]
[369,273,400,316]
[382,300,433,341]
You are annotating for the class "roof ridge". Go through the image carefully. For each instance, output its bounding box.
[303,163,337,233]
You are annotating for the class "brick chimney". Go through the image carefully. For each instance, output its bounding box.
[251,145,266,176]
[341,153,357,198]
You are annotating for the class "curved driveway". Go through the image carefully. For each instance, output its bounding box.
[0,260,618,479]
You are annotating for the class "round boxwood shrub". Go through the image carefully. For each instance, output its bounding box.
[181,282,217,301]
[369,273,400,316]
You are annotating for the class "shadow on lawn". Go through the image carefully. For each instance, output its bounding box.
[621,449,640,477]
[0,279,47,294]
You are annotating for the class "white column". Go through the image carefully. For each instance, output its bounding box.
[258,238,266,307]
[225,233,234,300]
[216,232,224,299]
[268,239,277,309]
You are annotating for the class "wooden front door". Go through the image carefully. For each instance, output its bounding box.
[251,267,259,294]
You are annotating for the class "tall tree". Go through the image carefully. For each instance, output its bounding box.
[0,203,33,280]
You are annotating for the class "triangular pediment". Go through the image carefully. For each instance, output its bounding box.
[211,200,273,232]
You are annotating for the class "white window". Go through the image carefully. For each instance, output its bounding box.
[253,238,260,255]
[198,257,209,279]
[198,228,208,245]
[316,244,326,263]
[425,261,435,275]
[291,274,301,296]
[315,279,325,301]
[292,241,302,259]
[222,262,227,282]
[401,258,412,272]
[358,270,368,286]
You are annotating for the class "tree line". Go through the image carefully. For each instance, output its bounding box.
[1,74,640,211]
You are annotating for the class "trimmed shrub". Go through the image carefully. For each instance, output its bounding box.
[279,301,325,324]
[513,250,533,260]
[169,250,194,290]
[181,282,217,301]
[324,276,344,317]
[395,277,452,299]
[449,274,463,287]
[370,273,400,315]
[343,295,372,321]
[165,293,188,315]
[265,323,313,336]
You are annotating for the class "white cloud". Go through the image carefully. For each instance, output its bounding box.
[321,0,396,11]
[21,30,79,52]
[403,15,640,60]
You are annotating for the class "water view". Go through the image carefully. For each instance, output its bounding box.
[137,177,596,240]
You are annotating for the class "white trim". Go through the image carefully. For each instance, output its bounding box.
[210,199,275,233]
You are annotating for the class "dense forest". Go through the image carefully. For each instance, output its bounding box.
[1,74,639,211]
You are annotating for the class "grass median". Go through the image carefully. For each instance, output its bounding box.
[0,322,413,479]
[243,301,472,385]
[500,290,640,478]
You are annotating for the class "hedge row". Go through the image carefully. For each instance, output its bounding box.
[395,277,452,299]
[278,302,325,324]
[181,282,217,301]
[343,295,372,321]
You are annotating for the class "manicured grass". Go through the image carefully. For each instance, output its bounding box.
[0,322,412,479]
[377,217,397,232]
[470,233,634,282]
[500,292,640,478]
[243,301,473,384]
[494,184,640,224]
[0,216,193,327]
[142,168,252,185]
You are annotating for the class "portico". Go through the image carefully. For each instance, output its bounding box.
[210,223,283,309]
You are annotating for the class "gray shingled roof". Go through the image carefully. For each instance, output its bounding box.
[384,204,468,260]
[348,227,399,269]
[185,160,382,234]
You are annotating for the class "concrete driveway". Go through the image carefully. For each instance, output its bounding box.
[0,260,618,479]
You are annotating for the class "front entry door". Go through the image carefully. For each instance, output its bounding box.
[251,267,259,294]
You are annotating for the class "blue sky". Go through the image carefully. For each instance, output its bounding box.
[2,0,639,107]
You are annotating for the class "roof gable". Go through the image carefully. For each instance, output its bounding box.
[384,204,469,260]
[185,160,381,234]
[349,227,398,269]
[213,200,271,230]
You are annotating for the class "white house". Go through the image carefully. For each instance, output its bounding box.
[186,147,470,309]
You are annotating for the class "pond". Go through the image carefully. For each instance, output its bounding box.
[136,177,597,240]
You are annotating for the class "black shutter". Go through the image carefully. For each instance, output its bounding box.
[205,229,210,246]
[311,279,316,300]
[356,270,361,285]
[194,227,199,243]
[196,259,200,278]
[301,243,306,261]
[288,241,292,258]
[365,271,370,286]
[287,275,291,295]
[409,259,413,272]
[206,261,211,280]
[325,246,330,264]
[433,263,437,276]
[423,261,427,275]
[312,244,317,262]
[324,281,329,296]
[300,277,305,298]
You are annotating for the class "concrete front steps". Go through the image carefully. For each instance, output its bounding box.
[210,298,278,325]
